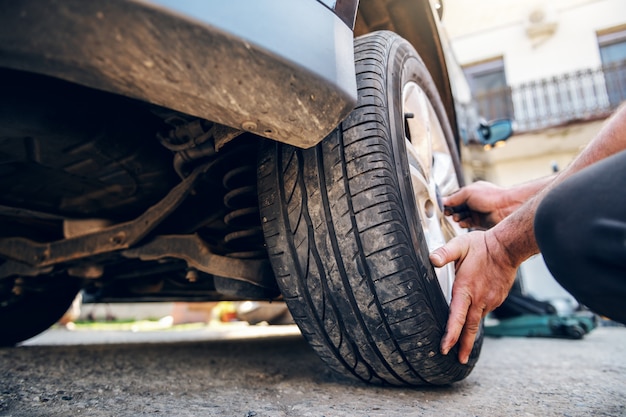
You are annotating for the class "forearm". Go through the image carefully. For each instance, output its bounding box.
[490,194,543,268]
[558,103,626,177]
[492,104,626,268]
[501,175,555,217]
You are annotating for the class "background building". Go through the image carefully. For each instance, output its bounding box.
[443,0,625,185]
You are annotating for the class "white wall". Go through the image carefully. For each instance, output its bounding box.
[443,0,626,85]
[445,0,623,184]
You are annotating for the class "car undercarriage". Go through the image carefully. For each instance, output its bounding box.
[0,68,277,303]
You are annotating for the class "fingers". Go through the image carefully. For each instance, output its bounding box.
[443,202,467,215]
[440,293,484,365]
[451,211,473,229]
[440,289,471,356]
[444,205,472,228]
[442,188,469,209]
[447,205,488,230]
[457,305,484,364]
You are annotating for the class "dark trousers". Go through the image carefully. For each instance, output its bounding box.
[535,149,626,324]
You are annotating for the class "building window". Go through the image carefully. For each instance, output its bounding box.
[598,28,626,107]
[463,58,514,121]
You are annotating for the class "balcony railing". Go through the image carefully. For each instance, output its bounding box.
[473,59,626,132]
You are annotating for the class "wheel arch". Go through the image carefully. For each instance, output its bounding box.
[355,0,459,147]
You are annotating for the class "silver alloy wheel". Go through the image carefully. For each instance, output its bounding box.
[402,81,466,304]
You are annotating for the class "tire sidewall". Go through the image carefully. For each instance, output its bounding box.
[385,38,452,327]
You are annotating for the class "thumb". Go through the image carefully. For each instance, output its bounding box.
[429,237,466,267]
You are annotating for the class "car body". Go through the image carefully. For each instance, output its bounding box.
[0,0,509,385]
[1,0,358,149]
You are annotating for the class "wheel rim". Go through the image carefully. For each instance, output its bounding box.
[402,81,465,304]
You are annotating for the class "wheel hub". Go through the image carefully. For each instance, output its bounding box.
[402,81,465,304]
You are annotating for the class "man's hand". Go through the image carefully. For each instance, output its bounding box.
[429,230,518,364]
[443,181,512,230]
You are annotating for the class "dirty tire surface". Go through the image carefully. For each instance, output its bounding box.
[257,31,481,386]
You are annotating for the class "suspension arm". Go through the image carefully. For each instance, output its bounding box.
[122,234,277,291]
[0,164,210,268]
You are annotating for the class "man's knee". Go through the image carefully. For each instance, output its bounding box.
[534,182,580,262]
[534,178,592,302]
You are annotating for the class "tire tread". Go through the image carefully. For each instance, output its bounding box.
[258,31,481,386]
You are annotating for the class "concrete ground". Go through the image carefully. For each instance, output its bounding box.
[1,323,624,416]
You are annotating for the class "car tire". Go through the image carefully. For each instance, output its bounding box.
[0,274,82,346]
[257,31,482,386]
